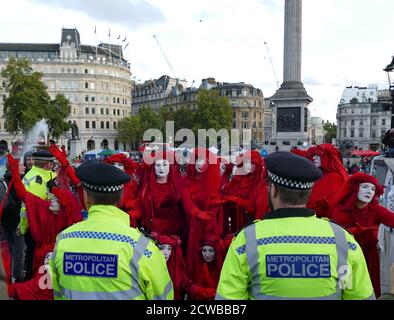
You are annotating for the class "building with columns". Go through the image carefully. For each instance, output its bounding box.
[0,28,132,153]
[336,86,391,151]
[132,76,273,144]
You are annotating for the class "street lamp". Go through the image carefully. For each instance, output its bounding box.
[383,56,394,128]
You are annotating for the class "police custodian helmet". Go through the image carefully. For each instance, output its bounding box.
[76,160,131,193]
[265,151,322,190]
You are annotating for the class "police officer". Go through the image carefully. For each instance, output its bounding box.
[216,151,375,300]
[50,160,173,300]
[20,149,57,280]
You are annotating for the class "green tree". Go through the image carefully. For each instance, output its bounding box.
[1,57,71,138]
[174,106,195,132]
[138,106,163,142]
[47,94,72,139]
[117,115,141,150]
[194,89,232,132]
[323,121,337,143]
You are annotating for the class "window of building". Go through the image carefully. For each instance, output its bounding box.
[106,121,110,129]
[85,121,89,129]
[85,69,88,74]
[92,121,96,129]
[106,108,109,115]
[350,129,354,138]
[114,122,117,129]
[372,130,376,138]
[382,119,386,125]
[242,112,249,118]
[101,108,104,115]
[117,98,120,104]
[360,120,363,125]
[85,96,89,102]
[113,109,116,115]
[113,97,116,103]
[343,128,346,138]
[85,107,89,114]
[351,109,354,114]
[117,109,120,116]
[101,121,104,129]
[359,130,363,138]
[91,96,95,102]
[372,119,377,126]
[351,120,354,125]
[85,82,88,89]
[92,108,95,114]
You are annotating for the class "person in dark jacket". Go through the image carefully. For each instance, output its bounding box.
[0,160,26,283]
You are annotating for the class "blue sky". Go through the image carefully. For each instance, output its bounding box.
[1,0,393,123]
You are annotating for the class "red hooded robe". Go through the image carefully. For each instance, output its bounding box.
[330,173,394,298]
[307,144,348,218]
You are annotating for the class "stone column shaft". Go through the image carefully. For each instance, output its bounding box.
[283,0,302,82]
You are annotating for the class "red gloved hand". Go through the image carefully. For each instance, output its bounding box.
[65,165,81,186]
[49,143,69,168]
[7,154,26,201]
[197,210,212,221]
[51,187,69,208]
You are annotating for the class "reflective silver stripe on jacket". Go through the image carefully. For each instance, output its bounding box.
[244,224,261,299]
[129,235,150,299]
[59,287,138,300]
[244,221,351,300]
[153,281,173,300]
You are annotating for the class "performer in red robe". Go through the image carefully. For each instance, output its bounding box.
[218,156,233,192]
[182,148,221,276]
[151,232,190,300]
[6,154,82,300]
[306,144,348,218]
[187,235,225,300]
[104,153,141,227]
[330,172,394,298]
[221,150,264,234]
[139,151,184,237]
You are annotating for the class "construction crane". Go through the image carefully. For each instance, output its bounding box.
[153,35,177,78]
[264,41,280,89]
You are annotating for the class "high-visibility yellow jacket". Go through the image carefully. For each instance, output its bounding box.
[20,165,57,234]
[216,208,375,300]
[49,204,173,300]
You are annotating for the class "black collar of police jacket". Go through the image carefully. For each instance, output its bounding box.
[264,207,315,220]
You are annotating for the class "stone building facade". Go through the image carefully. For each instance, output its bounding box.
[0,28,132,153]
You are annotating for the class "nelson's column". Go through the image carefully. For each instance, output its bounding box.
[270,0,312,149]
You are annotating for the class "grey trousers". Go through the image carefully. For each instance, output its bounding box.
[1,228,25,282]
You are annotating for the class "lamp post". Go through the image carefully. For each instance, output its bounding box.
[384,56,394,128]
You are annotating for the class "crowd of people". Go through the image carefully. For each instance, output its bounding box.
[0,142,393,300]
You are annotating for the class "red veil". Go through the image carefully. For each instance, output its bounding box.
[139,151,184,235]
[105,154,141,226]
[306,144,348,217]
[222,151,265,233]
[182,148,221,276]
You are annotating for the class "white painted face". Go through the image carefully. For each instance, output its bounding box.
[313,155,321,168]
[196,158,207,173]
[201,245,215,263]
[160,244,172,262]
[49,197,60,213]
[113,162,125,172]
[155,159,170,178]
[357,182,376,204]
[220,163,226,176]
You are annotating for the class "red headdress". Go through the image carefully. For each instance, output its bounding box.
[104,153,138,175]
[291,147,309,158]
[185,148,220,206]
[330,172,384,210]
[307,144,347,179]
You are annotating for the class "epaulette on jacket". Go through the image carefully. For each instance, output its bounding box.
[137,227,160,249]
[234,219,261,237]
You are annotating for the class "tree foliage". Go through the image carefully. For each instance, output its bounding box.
[194,89,233,132]
[1,57,71,138]
[117,115,141,150]
[323,121,337,143]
